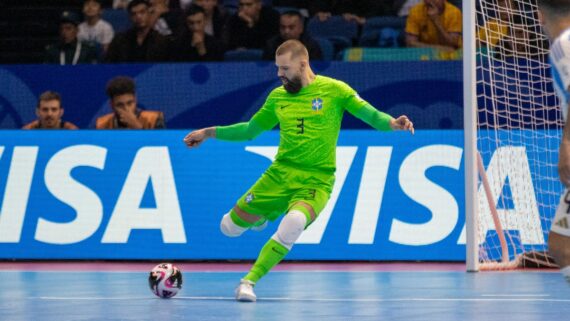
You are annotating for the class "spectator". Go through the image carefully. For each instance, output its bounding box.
[79,0,115,54]
[311,0,392,25]
[105,0,171,62]
[194,0,229,40]
[45,11,99,65]
[477,0,511,50]
[263,11,322,60]
[22,91,78,129]
[493,14,547,60]
[149,0,184,37]
[97,76,166,129]
[223,0,280,50]
[173,5,225,61]
[405,0,462,50]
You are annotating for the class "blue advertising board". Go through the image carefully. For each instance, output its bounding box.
[0,130,560,260]
[0,62,463,129]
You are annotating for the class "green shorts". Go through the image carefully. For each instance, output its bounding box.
[235,162,334,226]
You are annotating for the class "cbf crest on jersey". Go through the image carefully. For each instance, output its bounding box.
[311,98,323,112]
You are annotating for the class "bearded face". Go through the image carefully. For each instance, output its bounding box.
[280,75,303,94]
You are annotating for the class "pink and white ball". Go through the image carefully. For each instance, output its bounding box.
[148,263,183,298]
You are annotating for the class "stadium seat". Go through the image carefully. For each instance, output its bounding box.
[103,9,131,33]
[313,37,334,61]
[358,31,379,47]
[222,0,239,10]
[379,28,404,48]
[224,6,237,17]
[307,15,358,43]
[362,16,406,35]
[359,16,407,48]
[224,49,263,61]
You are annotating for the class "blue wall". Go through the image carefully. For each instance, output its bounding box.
[0,62,463,129]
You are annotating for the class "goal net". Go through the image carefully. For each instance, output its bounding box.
[467,0,562,270]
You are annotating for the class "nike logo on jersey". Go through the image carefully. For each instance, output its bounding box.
[280,104,291,109]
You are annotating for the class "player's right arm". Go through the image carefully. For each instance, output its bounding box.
[183,95,279,148]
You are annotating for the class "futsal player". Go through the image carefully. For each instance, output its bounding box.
[183,40,414,301]
[538,0,570,283]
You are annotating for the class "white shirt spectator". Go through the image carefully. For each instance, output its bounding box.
[398,0,421,17]
[78,20,115,46]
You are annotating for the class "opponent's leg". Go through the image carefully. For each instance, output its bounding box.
[236,204,316,302]
[548,232,570,281]
[549,189,570,282]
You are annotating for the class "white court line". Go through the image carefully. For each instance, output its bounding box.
[0,270,469,274]
[31,296,570,303]
[481,294,550,297]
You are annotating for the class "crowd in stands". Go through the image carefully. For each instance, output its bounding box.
[44,0,465,64]
[476,0,548,60]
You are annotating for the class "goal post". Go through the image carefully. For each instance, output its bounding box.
[464,0,479,272]
[464,0,563,271]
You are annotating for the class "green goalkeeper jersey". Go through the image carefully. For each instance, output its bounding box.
[216,75,393,173]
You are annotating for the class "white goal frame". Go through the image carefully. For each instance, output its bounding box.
[463,0,478,272]
[464,0,562,272]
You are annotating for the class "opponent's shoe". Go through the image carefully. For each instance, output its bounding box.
[235,279,257,302]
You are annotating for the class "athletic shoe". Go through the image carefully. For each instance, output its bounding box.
[235,279,257,302]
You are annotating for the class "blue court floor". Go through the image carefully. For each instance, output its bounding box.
[1,266,569,321]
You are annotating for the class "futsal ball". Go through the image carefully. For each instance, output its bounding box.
[148,263,183,298]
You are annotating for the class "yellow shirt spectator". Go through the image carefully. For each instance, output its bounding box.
[478,19,509,48]
[405,0,462,49]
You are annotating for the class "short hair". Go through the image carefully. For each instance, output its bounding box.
[128,0,150,13]
[84,0,103,5]
[281,10,304,23]
[37,91,62,108]
[106,76,136,99]
[275,39,309,60]
[537,0,570,15]
[186,4,205,17]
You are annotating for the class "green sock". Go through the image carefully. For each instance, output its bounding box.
[244,239,289,283]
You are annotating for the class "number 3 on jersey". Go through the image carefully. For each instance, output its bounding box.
[296,118,305,134]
